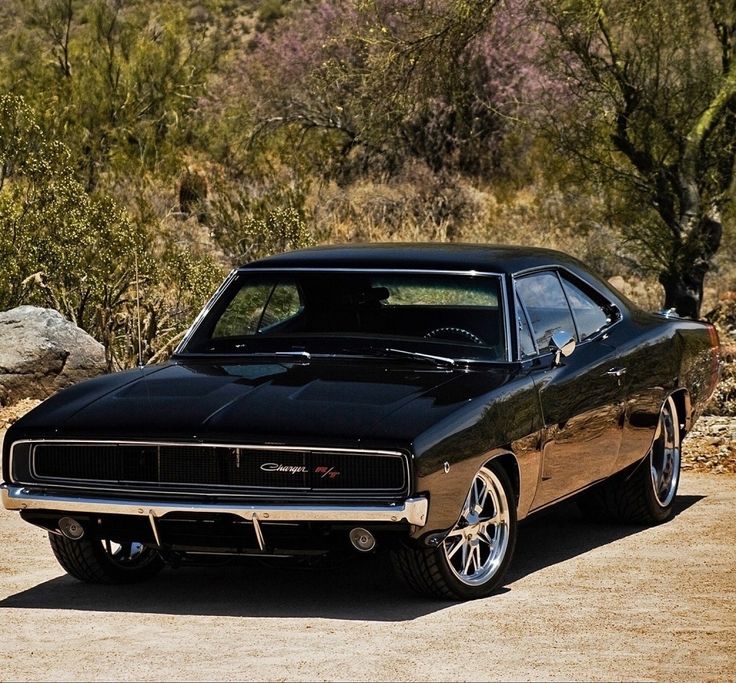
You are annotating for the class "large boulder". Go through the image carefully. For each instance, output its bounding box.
[0,306,106,406]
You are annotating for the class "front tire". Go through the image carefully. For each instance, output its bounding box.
[49,534,164,584]
[391,460,517,600]
[578,395,681,524]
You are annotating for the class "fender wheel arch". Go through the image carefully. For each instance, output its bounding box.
[668,388,691,438]
[488,451,521,506]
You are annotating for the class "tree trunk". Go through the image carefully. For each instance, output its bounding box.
[658,214,723,319]
[659,264,706,319]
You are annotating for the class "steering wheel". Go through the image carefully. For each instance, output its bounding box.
[424,327,484,345]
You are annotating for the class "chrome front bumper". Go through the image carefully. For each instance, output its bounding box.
[1,485,429,527]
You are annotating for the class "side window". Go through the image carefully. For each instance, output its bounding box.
[515,272,576,350]
[213,281,302,337]
[561,277,610,341]
[213,284,272,338]
[259,282,302,331]
[515,294,537,359]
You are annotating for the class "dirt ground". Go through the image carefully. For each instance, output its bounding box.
[0,451,734,681]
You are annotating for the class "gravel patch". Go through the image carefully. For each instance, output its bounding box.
[0,473,733,681]
[682,415,736,474]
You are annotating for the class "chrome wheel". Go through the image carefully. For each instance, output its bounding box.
[442,465,511,587]
[102,540,151,567]
[650,396,681,508]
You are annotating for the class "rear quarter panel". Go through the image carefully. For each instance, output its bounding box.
[616,310,717,472]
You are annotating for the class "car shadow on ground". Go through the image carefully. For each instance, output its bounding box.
[0,494,703,622]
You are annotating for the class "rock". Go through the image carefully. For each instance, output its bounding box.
[0,306,106,405]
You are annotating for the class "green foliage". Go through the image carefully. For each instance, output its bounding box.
[0,94,141,350]
[212,200,314,265]
[0,0,735,373]
[1,0,230,186]
[0,93,223,369]
[537,0,736,315]
[257,0,288,27]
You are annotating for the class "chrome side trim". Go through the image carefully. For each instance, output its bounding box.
[499,272,511,363]
[238,267,505,277]
[1,486,429,527]
[175,268,238,354]
[17,438,405,456]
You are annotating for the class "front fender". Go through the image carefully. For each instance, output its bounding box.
[409,372,543,540]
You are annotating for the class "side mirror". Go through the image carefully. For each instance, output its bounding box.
[550,330,576,366]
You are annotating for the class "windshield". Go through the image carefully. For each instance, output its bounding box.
[179,270,507,361]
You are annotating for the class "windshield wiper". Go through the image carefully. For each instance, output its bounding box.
[379,347,457,368]
[274,350,312,360]
[179,348,312,361]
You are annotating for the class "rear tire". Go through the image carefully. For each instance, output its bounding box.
[577,395,681,525]
[49,534,164,584]
[391,460,517,600]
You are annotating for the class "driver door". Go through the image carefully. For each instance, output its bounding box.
[515,270,626,509]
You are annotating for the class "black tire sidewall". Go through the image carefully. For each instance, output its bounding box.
[50,533,164,584]
[642,451,677,523]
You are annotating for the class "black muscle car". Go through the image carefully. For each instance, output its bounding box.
[1,244,721,600]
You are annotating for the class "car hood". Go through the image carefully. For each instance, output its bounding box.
[11,359,517,449]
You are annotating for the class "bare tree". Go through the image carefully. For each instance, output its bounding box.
[542,0,736,317]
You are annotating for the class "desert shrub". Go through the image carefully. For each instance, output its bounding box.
[313,161,485,243]
[703,299,736,416]
[208,177,313,265]
[706,362,736,417]
[0,94,224,369]
[231,0,550,182]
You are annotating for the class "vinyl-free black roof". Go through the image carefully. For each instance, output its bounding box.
[242,243,587,276]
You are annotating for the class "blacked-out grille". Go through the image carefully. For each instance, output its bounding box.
[30,443,408,495]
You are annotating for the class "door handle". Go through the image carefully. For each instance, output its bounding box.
[605,367,627,378]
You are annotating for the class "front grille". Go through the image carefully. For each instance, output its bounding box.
[30,442,408,497]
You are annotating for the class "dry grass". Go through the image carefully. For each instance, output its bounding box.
[306,169,726,315]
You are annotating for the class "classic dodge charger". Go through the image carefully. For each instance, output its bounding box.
[1,245,721,600]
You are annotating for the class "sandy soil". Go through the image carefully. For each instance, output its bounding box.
[0,466,734,682]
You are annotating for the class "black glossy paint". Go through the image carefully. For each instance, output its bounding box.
[2,244,720,543]
[6,360,514,449]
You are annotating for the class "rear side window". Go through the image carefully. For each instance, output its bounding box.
[515,272,576,350]
[561,278,610,341]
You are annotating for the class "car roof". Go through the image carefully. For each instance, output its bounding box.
[241,243,589,276]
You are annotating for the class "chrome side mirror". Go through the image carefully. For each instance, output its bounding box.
[550,330,576,366]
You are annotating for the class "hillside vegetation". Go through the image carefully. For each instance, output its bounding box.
[0,0,735,368]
